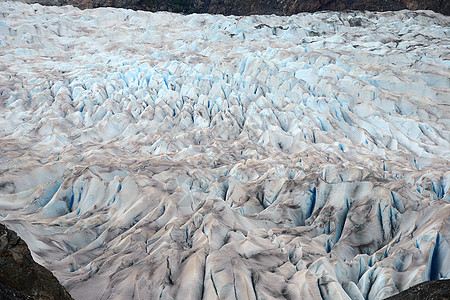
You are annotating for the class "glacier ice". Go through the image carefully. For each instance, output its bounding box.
[0,1,449,299]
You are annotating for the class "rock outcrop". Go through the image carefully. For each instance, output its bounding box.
[15,0,450,15]
[0,223,73,300]
[385,279,450,300]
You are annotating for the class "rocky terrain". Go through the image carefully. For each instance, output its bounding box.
[0,223,73,300]
[14,0,450,15]
[384,279,450,299]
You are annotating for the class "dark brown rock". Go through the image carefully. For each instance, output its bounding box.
[0,223,73,300]
[385,279,450,300]
[15,0,450,15]
[0,283,34,300]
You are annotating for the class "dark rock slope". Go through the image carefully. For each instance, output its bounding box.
[16,0,450,15]
[0,223,73,300]
[385,279,450,300]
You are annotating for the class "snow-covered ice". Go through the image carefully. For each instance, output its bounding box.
[0,1,449,299]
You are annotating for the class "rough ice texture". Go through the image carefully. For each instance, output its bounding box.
[0,2,449,299]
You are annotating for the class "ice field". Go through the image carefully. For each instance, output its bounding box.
[0,1,449,299]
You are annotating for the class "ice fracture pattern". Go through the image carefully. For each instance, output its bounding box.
[0,2,449,299]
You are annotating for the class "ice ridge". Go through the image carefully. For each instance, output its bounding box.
[0,2,449,299]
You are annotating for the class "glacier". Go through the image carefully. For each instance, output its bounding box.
[0,1,449,299]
